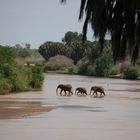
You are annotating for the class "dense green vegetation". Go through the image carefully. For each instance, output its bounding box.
[0,45,44,94]
[123,67,139,80]
[39,31,140,80]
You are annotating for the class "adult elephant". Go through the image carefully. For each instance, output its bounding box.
[90,86,105,97]
[56,84,73,96]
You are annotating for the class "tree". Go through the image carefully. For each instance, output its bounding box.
[38,41,69,60]
[62,31,83,45]
[25,43,31,49]
[68,41,85,64]
[18,48,30,58]
[61,0,140,64]
[62,31,87,64]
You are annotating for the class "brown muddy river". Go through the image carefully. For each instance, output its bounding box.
[0,73,140,140]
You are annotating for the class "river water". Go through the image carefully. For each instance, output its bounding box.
[0,73,140,140]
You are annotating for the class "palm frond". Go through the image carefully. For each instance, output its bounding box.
[61,0,140,63]
[79,0,87,20]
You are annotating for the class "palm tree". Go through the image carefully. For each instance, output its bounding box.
[61,0,140,64]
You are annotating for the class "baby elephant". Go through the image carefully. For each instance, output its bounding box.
[56,84,73,96]
[75,87,87,95]
[90,86,105,97]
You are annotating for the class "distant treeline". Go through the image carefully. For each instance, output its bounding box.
[39,31,140,80]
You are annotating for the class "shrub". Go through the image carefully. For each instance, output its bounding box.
[123,66,139,80]
[77,57,90,75]
[10,77,27,92]
[67,66,78,74]
[0,64,14,78]
[0,75,12,94]
[110,65,120,75]
[119,61,131,72]
[45,55,73,71]
[95,55,113,77]
[9,67,31,92]
[30,66,44,89]
[0,64,31,92]
[86,64,96,76]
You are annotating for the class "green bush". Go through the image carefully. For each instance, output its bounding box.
[0,75,12,94]
[10,77,27,92]
[110,65,120,75]
[86,64,95,76]
[0,64,14,78]
[95,55,113,77]
[30,66,44,89]
[67,66,78,74]
[123,66,139,80]
[9,67,31,92]
[77,57,90,75]
[1,65,30,92]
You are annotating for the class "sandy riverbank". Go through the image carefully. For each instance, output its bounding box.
[0,105,53,119]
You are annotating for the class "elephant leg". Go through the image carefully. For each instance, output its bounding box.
[77,91,80,95]
[70,91,73,95]
[68,91,71,96]
[96,91,98,96]
[64,90,67,96]
[89,90,92,95]
[102,91,105,96]
[93,91,97,97]
[71,91,73,95]
[60,89,63,96]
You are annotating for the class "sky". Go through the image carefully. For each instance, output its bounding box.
[0,0,93,48]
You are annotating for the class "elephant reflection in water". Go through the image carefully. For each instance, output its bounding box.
[90,86,105,97]
[56,84,73,96]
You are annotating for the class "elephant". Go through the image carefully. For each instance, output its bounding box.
[90,86,105,97]
[56,84,73,96]
[75,87,87,95]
